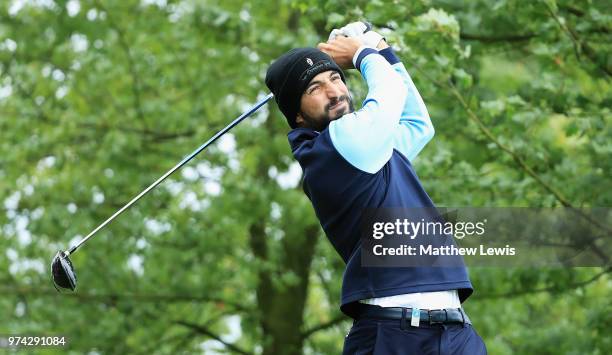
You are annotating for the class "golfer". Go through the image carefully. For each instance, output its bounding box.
[265,22,487,354]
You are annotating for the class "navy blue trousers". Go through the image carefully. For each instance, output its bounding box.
[342,318,487,355]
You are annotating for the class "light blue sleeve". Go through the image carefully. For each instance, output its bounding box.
[392,63,435,162]
[328,52,407,174]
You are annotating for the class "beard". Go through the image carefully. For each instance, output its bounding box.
[300,95,355,132]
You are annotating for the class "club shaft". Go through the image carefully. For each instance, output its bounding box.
[67,93,274,255]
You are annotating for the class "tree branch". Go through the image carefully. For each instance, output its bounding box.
[132,327,195,355]
[460,32,538,43]
[174,320,252,355]
[1,286,253,313]
[476,267,612,299]
[95,0,148,123]
[371,20,538,44]
[404,58,610,261]
[446,81,611,240]
[559,4,585,17]
[301,314,349,340]
[447,83,611,262]
[542,1,611,77]
[77,122,196,141]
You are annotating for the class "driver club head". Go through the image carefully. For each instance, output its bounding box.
[51,251,77,291]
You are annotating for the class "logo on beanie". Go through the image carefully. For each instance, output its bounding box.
[306,58,313,66]
[300,61,335,82]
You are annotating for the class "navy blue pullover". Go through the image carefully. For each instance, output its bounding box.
[288,48,473,317]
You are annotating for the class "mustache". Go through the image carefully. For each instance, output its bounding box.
[325,95,351,112]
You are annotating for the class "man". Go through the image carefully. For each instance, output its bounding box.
[265,22,487,354]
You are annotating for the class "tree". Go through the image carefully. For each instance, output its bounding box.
[1,0,609,354]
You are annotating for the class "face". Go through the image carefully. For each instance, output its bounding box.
[296,70,354,131]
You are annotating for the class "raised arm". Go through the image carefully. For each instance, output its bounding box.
[318,38,407,174]
[328,22,435,162]
[379,47,435,161]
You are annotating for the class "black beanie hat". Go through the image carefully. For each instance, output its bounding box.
[265,48,346,128]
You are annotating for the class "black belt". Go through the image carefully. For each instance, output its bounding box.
[357,304,471,325]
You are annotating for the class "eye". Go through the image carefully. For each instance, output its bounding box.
[307,85,320,94]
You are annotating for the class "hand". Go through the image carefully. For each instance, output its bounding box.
[339,21,370,38]
[317,36,362,70]
[327,21,387,49]
[362,31,388,50]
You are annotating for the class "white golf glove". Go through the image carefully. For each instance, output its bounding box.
[340,21,370,38]
[327,21,385,48]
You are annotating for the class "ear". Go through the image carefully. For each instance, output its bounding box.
[295,112,305,127]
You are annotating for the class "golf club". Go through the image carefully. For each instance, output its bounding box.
[51,93,274,291]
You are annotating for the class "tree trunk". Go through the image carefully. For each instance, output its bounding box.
[249,222,319,355]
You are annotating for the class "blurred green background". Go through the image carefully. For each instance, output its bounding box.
[1,0,610,354]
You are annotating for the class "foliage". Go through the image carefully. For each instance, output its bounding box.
[1,0,610,354]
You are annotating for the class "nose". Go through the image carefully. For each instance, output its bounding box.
[325,81,343,98]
